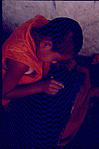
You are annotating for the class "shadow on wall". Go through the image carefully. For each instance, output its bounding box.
[2,31,11,44]
[2,23,13,44]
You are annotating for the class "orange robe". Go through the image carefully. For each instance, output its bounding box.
[2,15,50,106]
[2,15,49,84]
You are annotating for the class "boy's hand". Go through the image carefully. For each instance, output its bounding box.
[40,79,64,95]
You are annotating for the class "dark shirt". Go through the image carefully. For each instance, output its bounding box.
[5,62,84,148]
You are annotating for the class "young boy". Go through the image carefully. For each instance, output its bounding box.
[2,15,90,148]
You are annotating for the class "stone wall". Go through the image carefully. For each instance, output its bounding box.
[2,0,99,55]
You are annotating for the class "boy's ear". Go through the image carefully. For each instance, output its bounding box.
[40,39,53,51]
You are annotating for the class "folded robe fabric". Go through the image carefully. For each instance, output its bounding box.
[2,15,50,106]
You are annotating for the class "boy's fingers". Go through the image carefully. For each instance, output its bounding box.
[49,84,63,90]
[50,92,57,95]
[49,88,59,93]
[51,80,64,88]
[49,90,59,95]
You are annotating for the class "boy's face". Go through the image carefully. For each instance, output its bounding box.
[37,37,74,63]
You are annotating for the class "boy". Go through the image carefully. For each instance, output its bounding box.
[2,15,90,148]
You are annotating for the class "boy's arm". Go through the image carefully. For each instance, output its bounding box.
[58,66,91,146]
[3,59,43,99]
[3,59,64,100]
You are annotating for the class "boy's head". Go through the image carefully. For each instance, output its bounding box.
[31,17,83,63]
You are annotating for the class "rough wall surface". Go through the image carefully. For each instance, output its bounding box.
[2,0,99,55]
